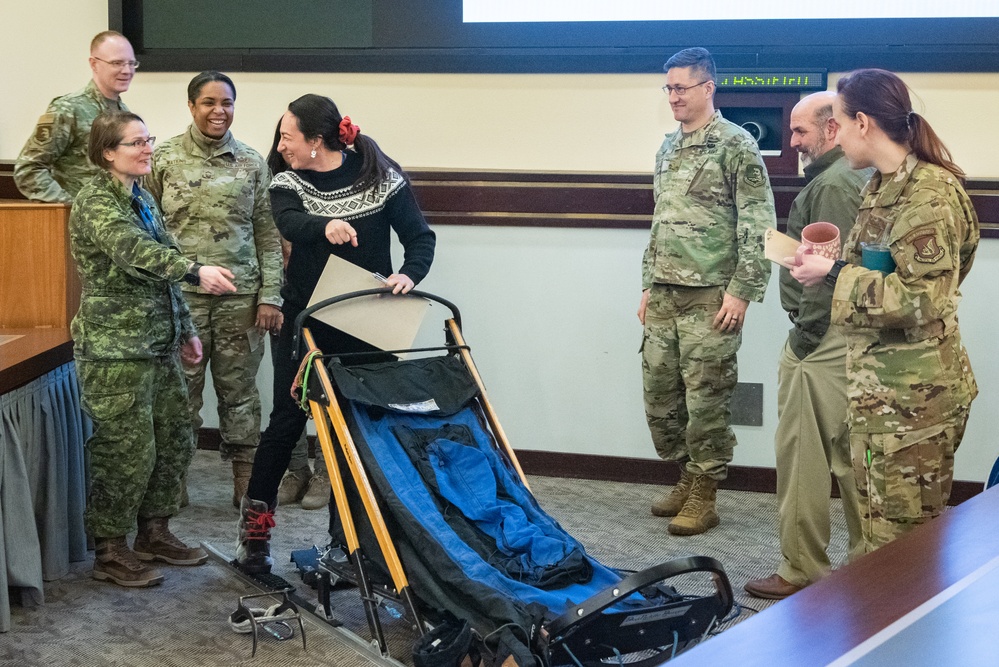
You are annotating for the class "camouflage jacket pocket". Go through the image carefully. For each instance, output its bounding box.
[76,295,177,359]
[847,336,966,433]
[686,156,732,208]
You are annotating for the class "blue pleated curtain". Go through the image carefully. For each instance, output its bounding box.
[0,362,89,632]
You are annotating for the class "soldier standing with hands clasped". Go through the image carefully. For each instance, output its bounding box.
[639,48,774,536]
[147,71,284,508]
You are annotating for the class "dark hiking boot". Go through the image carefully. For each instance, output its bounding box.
[668,475,720,535]
[134,517,209,565]
[93,536,164,587]
[236,495,276,574]
[651,467,695,517]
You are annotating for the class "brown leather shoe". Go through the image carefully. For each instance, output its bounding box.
[744,574,804,600]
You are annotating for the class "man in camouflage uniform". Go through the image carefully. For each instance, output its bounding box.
[146,72,283,507]
[745,92,870,600]
[15,31,135,202]
[638,48,773,536]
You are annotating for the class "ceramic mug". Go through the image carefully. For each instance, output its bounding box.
[795,221,842,264]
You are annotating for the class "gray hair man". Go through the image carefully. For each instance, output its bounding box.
[14,31,136,202]
[744,91,872,600]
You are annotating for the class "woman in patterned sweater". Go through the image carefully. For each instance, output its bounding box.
[236,94,436,573]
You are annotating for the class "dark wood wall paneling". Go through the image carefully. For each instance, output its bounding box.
[407,169,999,238]
[3,160,998,235]
[0,161,21,199]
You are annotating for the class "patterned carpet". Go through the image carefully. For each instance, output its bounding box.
[3,450,851,666]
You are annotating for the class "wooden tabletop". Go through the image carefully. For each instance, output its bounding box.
[0,199,70,209]
[669,484,999,666]
[0,328,74,394]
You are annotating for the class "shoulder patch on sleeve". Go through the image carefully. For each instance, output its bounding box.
[902,225,946,264]
[33,112,56,144]
[744,164,766,188]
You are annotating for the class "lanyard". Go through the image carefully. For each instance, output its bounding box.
[131,183,160,242]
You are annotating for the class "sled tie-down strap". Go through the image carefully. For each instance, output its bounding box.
[292,349,324,413]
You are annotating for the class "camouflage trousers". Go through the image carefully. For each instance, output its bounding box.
[642,284,740,480]
[184,293,265,463]
[851,409,969,553]
[78,355,194,538]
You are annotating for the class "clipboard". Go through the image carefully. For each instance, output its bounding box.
[764,227,802,269]
[306,254,429,352]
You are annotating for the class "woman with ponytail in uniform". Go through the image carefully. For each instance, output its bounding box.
[789,69,979,553]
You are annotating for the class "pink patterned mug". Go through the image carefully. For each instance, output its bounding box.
[795,221,841,264]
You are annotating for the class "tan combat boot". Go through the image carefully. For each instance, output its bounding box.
[276,467,311,506]
[300,462,331,511]
[232,461,254,509]
[93,536,164,587]
[133,517,209,565]
[668,475,720,535]
[651,467,695,517]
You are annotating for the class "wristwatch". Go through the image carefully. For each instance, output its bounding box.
[183,262,203,286]
[825,259,848,287]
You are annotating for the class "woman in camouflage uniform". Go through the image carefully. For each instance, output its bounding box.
[790,69,979,552]
[147,72,284,508]
[70,111,237,587]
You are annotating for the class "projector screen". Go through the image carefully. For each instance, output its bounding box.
[463,1,998,22]
[113,0,999,73]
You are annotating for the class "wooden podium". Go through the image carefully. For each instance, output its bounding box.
[0,201,79,329]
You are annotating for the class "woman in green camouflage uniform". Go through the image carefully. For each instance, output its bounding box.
[790,69,979,552]
[70,111,237,587]
[147,71,284,508]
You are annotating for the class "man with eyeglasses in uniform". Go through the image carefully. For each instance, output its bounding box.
[639,47,774,535]
[15,31,137,202]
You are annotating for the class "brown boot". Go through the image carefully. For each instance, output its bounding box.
[276,467,311,506]
[300,464,331,511]
[232,461,254,509]
[236,495,276,574]
[93,536,164,587]
[668,475,720,536]
[133,517,209,565]
[652,467,695,517]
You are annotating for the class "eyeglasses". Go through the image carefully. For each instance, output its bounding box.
[93,56,140,70]
[662,81,710,96]
[118,136,156,149]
